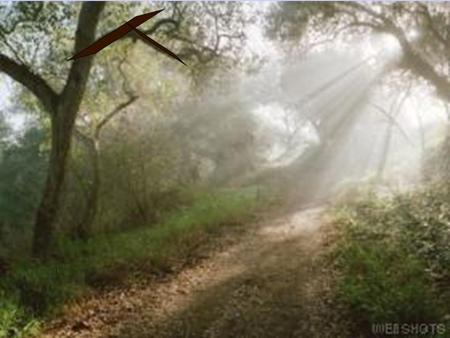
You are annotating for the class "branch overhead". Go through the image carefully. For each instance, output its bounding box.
[0,53,58,113]
[95,95,138,138]
[336,2,450,103]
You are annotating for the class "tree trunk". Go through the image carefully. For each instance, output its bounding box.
[376,124,393,181]
[286,81,373,204]
[32,101,88,257]
[74,94,137,239]
[32,115,73,257]
[31,2,105,258]
[76,138,100,240]
[438,127,450,180]
[416,110,426,162]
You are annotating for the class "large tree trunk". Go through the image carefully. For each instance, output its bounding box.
[32,115,74,257]
[31,3,105,258]
[287,81,374,203]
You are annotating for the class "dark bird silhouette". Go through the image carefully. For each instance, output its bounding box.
[68,9,185,65]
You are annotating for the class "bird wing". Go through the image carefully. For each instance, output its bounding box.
[68,9,165,61]
[129,26,186,66]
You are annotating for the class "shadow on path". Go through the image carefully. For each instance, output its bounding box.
[110,207,344,338]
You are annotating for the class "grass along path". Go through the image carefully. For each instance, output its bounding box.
[42,206,346,338]
[1,188,268,337]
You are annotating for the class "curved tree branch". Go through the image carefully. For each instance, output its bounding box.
[418,4,449,49]
[142,18,179,36]
[0,53,58,113]
[95,95,138,138]
[339,2,450,103]
[391,24,450,102]
[371,103,414,146]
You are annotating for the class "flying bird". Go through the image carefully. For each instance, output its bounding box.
[68,9,186,65]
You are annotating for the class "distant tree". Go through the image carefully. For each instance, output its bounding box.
[267,2,450,103]
[263,2,450,201]
[371,84,412,180]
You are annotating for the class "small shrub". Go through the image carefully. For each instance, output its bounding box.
[0,294,39,337]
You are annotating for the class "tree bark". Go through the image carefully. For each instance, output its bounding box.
[73,95,136,239]
[73,131,100,239]
[77,139,100,240]
[343,3,450,104]
[32,2,105,258]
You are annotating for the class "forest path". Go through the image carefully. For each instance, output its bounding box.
[43,205,345,338]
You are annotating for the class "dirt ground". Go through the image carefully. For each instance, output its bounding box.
[43,206,348,338]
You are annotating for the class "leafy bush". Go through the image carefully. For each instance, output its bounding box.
[332,183,450,334]
[0,294,39,337]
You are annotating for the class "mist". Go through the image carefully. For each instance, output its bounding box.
[167,30,447,204]
[1,2,449,336]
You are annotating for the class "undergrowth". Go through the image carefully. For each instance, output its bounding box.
[331,183,450,337]
[0,186,272,337]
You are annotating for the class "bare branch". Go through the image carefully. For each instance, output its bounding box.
[371,83,414,146]
[418,4,449,49]
[95,95,138,138]
[371,103,413,146]
[141,18,179,36]
[347,21,385,32]
[340,2,450,103]
[74,128,94,147]
[343,2,390,25]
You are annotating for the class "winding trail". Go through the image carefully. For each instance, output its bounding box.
[44,206,346,338]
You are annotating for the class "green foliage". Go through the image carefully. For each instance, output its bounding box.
[0,293,39,338]
[0,127,47,254]
[59,187,264,278]
[0,187,270,335]
[332,184,450,334]
[337,243,439,325]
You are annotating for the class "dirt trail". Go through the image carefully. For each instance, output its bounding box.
[44,206,346,338]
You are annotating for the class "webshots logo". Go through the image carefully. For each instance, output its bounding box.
[372,322,446,336]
